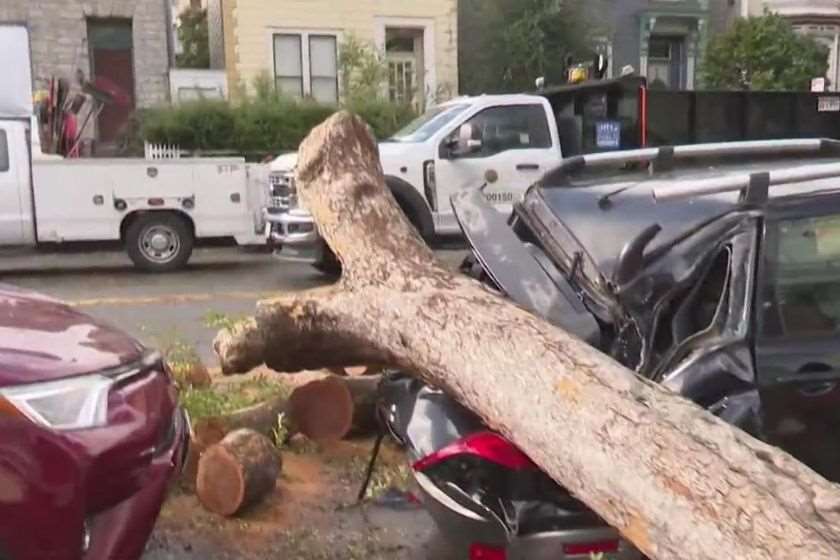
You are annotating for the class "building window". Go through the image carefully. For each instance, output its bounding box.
[309,35,338,104]
[273,34,304,98]
[385,28,425,110]
[272,32,338,103]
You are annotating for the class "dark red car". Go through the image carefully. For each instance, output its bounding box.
[0,284,188,560]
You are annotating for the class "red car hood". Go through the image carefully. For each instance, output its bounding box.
[0,284,144,386]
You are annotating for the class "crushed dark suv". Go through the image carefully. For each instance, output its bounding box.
[455,138,840,483]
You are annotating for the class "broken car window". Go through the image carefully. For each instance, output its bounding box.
[763,214,840,336]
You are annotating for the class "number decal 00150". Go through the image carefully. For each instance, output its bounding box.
[485,192,515,204]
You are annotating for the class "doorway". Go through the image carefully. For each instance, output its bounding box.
[87,18,135,144]
[647,35,685,90]
[385,28,425,110]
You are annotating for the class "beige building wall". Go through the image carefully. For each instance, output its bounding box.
[224,0,458,105]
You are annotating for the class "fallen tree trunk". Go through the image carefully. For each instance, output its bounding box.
[196,429,280,516]
[214,112,840,559]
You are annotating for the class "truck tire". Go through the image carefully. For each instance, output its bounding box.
[125,213,194,272]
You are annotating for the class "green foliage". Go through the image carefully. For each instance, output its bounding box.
[175,8,210,69]
[141,71,416,157]
[181,377,290,420]
[339,34,389,101]
[703,13,829,91]
[459,0,602,94]
[202,310,248,331]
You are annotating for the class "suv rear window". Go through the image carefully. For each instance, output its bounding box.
[762,214,840,336]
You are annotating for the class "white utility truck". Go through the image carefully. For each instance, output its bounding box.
[0,25,268,272]
[264,74,643,272]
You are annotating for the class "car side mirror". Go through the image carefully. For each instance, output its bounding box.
[442,123,483,159]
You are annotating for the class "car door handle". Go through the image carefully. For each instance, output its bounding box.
[799,382,837,398]
[516,163,540,171]
[798,362,833,374]
[797,363,836,397]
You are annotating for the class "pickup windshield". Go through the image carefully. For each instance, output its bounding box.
[387,104,469,143]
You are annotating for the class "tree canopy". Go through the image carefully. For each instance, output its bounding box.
[176,8,210,69]
[703,13,829,91]
[459,0,604,94]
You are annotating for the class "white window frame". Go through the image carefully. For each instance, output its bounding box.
[374,17,436,108]
[268,28,341,102]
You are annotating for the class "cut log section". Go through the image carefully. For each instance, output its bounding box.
[284,375,354,441]
[213,112,840,560]
[196,429,281,516]
[191,375,379,452]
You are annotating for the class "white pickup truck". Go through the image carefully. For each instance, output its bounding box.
[267,75,647,272]
[0,121,268,271]
[0,25,267,272]
[265,94,567,271]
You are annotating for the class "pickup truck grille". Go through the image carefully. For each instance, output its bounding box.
[269,172,297,210]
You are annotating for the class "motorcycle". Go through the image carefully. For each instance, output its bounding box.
[369,371,640,560]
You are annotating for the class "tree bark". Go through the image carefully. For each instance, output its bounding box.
[213,112,840,559]
[196,429,281,516]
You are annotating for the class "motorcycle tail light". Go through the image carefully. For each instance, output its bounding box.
[412,431,536,472]
[469,543,506,560]
[563,539,619,555]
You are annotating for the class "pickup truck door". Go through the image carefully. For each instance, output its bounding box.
[0,125,25,244]
[434,104,558,232]
[754,202,840,482]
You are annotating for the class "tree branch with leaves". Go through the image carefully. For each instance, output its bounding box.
[703,13,829,91]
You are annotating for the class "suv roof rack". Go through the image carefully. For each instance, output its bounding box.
[544,139,840,204]
[546,139,840,183]
[651,160,840,203]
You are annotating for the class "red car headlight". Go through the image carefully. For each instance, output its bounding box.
[0,374,113,430]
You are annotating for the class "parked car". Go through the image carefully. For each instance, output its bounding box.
[0,284,188,560]
[378,138,840,559]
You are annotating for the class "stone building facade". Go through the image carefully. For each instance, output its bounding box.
[0,0,173,142]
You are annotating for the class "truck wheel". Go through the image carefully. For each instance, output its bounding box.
[125,213,194,272]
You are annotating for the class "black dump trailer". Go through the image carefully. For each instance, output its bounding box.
[538,76,840,156]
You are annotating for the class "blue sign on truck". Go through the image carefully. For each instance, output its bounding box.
[596,120,621,149]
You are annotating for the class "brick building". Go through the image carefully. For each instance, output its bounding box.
[0,0,174,145]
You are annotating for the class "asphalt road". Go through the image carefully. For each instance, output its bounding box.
[0,246,467,364]
[0,247,325,364]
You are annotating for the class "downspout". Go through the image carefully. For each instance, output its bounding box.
[163,0,175,101]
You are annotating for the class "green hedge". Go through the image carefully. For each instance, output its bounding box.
[140,96,417,159]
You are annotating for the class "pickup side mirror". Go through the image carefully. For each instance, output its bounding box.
[441,123,483,159]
